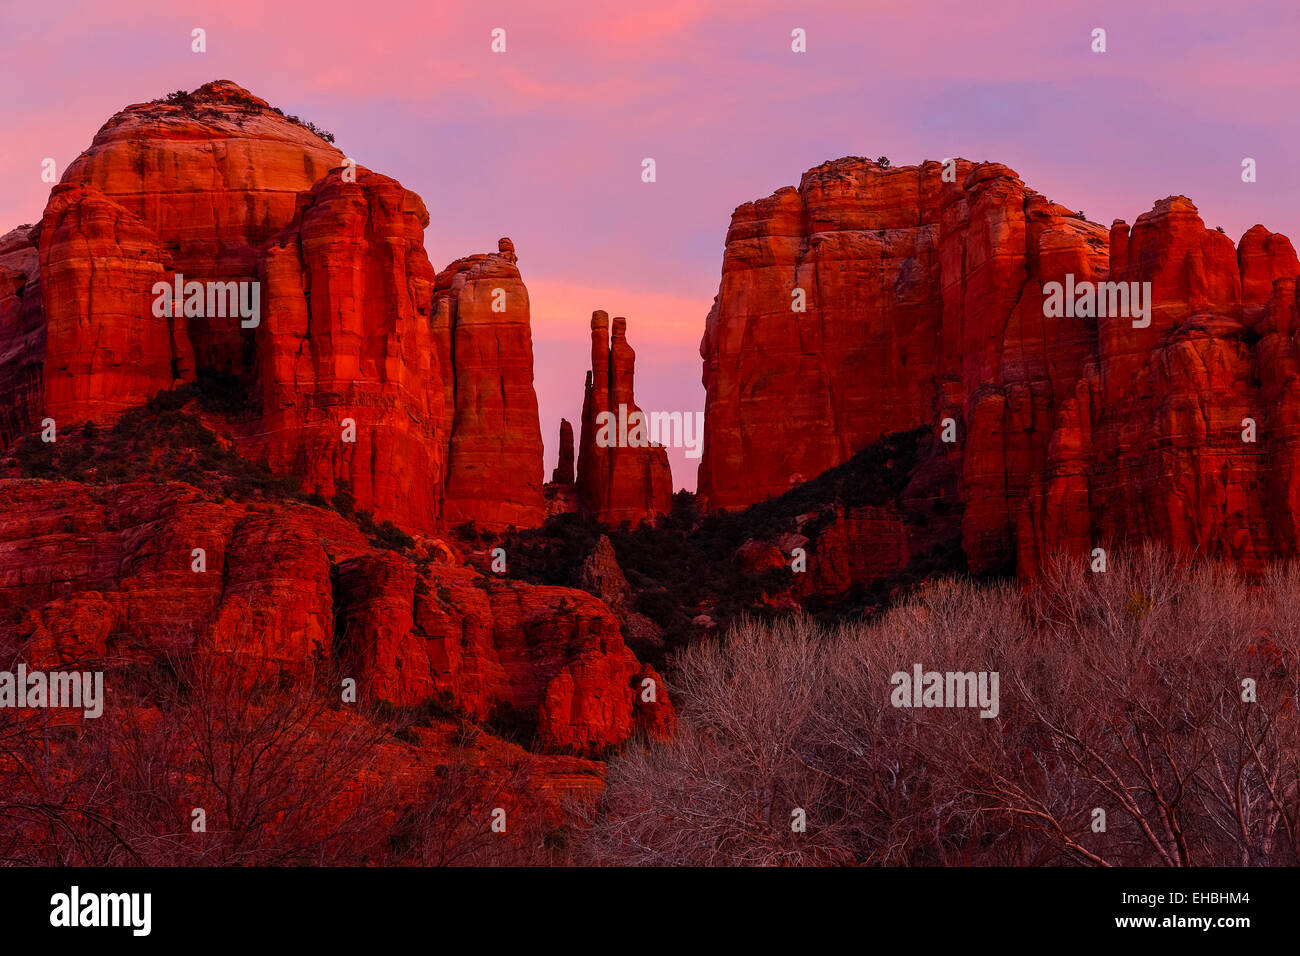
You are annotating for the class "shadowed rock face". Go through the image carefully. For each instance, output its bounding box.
[576,311,672,526]
[698,156,1300,577]
[0,226,44,449]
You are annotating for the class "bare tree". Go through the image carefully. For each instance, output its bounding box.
[582,617,853,865]
[586,547,1300,867]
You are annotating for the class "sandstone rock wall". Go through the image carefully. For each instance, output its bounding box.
[433,239,545,531]
[698,156,1300,576]
[1,83,548,537]
[0,226,44,448]
[58,80,344,378]
[253,167,445,534]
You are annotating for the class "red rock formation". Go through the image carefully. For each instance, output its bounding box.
[336,552,655,756]
[947,168,1109,574]
[0,83,550,537]
[1239,224,1299,326]
[0,226,43,448]
[544,483,579,519]
[577,534,664,656]
[0,82,663,856]
[552,418,575,484]
[433,239,545,531]
[58,80,344,378]
[406,567,670,754]
[0,481,626,848]
[0,480,369,669]
[37,185,183,428]
[698,159,975,512]
[252,166,446,535]
[0,479,670,756]
[543,417,580,517]
[699,156,1300,579]
[576,311,672,525]
[1018,198,1300,576]
[791,506,909,601]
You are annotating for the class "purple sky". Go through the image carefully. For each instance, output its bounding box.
[2,0,1297,490]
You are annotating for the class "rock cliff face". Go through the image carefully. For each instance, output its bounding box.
[38,185,183,428]
[0,480,668,756]
[0,481,365,670]
[1018,198,1300,576]
[433,239,545,531]
[698,158,981,512]
[698,156,1300,577]
[335,555,671,753]
[0,82,548,538]
[57,80,344,378]
[0,226,43,448]
[576,311,672,525]
[253,167,445,535]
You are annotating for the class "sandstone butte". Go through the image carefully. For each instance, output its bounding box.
[575,311,673,524]
[3,80,547,536]
[0,83,673,820]
[697,156,1300,581]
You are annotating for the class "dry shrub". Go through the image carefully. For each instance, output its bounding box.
[584,546,1300,866]
[0,634,559,866]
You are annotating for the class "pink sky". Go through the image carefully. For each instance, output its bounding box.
[2,0,1297,490]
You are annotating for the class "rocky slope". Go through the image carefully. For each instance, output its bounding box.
[0,475,668,756]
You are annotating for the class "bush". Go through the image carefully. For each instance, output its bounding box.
[584,546,1300,866]
[332,482,357,519]
[485,700,538,749]
[374,520,415,553]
